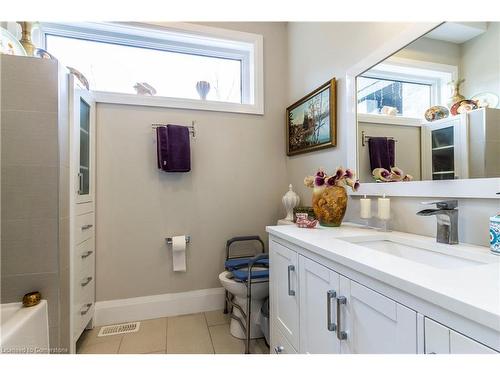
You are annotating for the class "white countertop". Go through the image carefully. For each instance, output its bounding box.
[266,223,500,333]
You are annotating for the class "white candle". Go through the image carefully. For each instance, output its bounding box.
[360,195,372,219]
[378,194,391,220]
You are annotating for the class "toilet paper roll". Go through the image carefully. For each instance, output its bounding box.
[172,235,186,272]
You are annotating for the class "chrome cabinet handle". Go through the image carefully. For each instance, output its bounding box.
[81,276,93,287]
[274,345,284,354]
[78,173,83,195]
[287,265,295,296]
[81,224,93,230]
[327,290,337,332]
[336,296,347,340]
[81,250,94,259]
[80,303,92,315]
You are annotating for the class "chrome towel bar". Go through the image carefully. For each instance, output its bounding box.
[152,121,196,137]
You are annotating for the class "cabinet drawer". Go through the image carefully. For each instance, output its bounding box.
[73,299,95,339]
[73,263,95,303]
[73,239,95,281]
[74,212,94,245]
[271,323,297,354]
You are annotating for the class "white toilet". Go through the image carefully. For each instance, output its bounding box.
[219,267,269,339]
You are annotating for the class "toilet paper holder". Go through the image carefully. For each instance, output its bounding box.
[166,235,191,245]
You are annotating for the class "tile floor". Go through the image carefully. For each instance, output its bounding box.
[76,309,269,354]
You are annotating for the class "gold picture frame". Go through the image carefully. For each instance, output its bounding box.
[286,78,337,156]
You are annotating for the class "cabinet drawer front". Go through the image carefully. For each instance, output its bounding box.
[73,238,95,280]
[74,212,94,245]
[73,300,95,339]
[271,323,297,354]
[270,240,299,350]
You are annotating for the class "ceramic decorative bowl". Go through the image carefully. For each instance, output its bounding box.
[424,106,449,122]
[22,291,41,307]
[471,92,499,109]
[450,99,478,116]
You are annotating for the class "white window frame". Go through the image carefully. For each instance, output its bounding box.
[357,56,457,125]
[38,22,264,115]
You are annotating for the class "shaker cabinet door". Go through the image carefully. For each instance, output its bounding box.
[450,331,497,354]
[299,255,340,354]
[270,241,300,350]
[341,279,418,354]
[71,76,95,204]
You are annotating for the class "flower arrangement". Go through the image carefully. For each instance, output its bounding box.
[304,167,360,192]
[372,167,413,182]
[304,167,359,227]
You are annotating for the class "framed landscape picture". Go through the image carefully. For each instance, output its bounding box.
[286,78,337,156]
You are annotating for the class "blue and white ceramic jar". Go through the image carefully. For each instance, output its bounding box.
[490,215,500,255]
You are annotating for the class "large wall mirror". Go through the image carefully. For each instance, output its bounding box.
[352,22,499,197]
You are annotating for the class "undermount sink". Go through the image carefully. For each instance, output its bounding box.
[340,235,490,269]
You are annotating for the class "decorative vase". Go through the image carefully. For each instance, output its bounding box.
[312,186,348,227]
[447,79,465,108]
[196,80,211,100]
[17,22,36,57]
[281,184,300,222]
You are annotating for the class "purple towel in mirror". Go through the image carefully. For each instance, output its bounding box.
[156,125,191,172]
[368,137,395,171]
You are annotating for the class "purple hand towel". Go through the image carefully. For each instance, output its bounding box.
[156,125,191,172]
[368,137,395,171]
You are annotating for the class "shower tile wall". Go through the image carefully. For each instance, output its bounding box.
[1,55,67,350]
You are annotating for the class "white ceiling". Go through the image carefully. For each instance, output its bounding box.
[425,22,487,44]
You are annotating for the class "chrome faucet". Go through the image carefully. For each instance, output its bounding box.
[416,200,459,244]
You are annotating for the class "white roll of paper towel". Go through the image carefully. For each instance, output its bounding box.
[171,235,187,272]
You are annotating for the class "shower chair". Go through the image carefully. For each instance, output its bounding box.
[224,236,269,354]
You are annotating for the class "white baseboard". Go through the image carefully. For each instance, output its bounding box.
[94,287,225,326]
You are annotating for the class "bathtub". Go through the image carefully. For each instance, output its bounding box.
[1,300,49,354]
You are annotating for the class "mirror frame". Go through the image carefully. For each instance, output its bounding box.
[345,22,500,199]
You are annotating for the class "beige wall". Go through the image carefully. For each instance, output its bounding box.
[286,22,499,247]
[286,22,407,200]
[95,22,288,301]
[460,22,500,99]
[357,122,421,182]
[395,37,460,66]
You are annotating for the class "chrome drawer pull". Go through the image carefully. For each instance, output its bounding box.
[81,276,93,287]
[336,296,347,340]
[80,303,92,315]
[274,345,284,354]
[327,290,337,332]
[81,250,94,259]
[81,224,93,230]
[287,265,295,296]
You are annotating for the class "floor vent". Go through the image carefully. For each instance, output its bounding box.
[98,322,141,337]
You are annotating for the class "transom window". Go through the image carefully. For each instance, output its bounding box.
[357,58,456,119]
[357,76,432,118]
[39,22,263,114]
